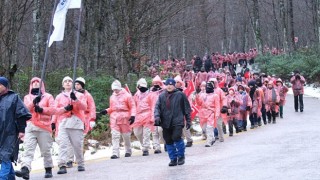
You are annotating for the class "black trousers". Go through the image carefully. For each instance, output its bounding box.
[228,118,238,134]
[162,126,183,145]
[267,111,276,122]
[294,94,304,111]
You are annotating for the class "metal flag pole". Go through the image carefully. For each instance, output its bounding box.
[38,0,59,96]
[72,1,83,92]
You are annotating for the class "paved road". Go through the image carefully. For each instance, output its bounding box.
[28,95,320,180]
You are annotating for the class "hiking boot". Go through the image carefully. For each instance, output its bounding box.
[44,167,53,178]
[57,166,67,174]
[154,149,162,154]
[142,151,149,156]
[77,166,85,172]
[168,159,178,166]
[125,153,131,157]
[110,155,118,159]
[185,141,193,147]
[15,166,30,179]
[66,161,73,168]
[177,156,185,165]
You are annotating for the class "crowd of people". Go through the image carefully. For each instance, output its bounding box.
[0,50,306,178]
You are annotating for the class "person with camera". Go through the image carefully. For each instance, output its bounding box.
[290,70,305,112]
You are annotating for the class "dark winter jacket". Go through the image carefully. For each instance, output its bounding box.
[154,89,191,129]
[0,90,31,162]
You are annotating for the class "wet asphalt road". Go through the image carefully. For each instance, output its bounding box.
[27,95,320,180]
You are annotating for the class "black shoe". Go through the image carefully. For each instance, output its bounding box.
[142,151,149,156]
[154,149,162,154]
[229,133,233,137]
[300,109,303,112]
[272,121,276,124]
[268,120,271,124]
[215,137,219,140]
[280,115,283,118]
[78,166,85,172]
[57,166,67,174]
[168,159,178,166]
[258,121,262,126]
[110,155,118,159]
[243,128,247,131]
[15,166,30,179]
[66,161,73,168]
[44,167,53,178]
[295,109,298,112]
[263,120,267,125]
[125,153,131,157]
[177,156,185,165]
[185,141,193,147]
[250,125,254,129]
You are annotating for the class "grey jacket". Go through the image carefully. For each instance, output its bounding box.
[154,89,191,129]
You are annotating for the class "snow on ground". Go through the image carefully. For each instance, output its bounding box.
[287,84,320,99]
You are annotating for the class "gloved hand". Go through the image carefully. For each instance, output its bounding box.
[220,106,228,114]
[64,104,73,111]
[129,116,135,125]
[90,121,96,128]
[246,106,251,111]
[34,105,43,113]
[154,118,161,126]
[70,92,77,100]
[33,95,41,105]
[100,110,107,115]
[186,122,191,130]
[51,123,56,131]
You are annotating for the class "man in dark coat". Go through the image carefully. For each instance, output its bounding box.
[154,78,191,167]
[0,77,31,179]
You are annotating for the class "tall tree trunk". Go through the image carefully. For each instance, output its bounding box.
[279,0,288,52]
[311,0,319,45]
[288,0,296,51]
[272,0,281,49]
[222,0,228,53]
[32,0,41,77]
[252,0,263,53]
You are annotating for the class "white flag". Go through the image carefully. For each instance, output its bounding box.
[48,0,82,47]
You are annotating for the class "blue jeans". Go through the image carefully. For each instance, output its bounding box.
[0,161,15,180]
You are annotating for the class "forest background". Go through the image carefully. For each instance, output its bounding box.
[1,0,319,140]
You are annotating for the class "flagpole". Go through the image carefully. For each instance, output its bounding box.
[72,1,83,91]
[38,0,59,96]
